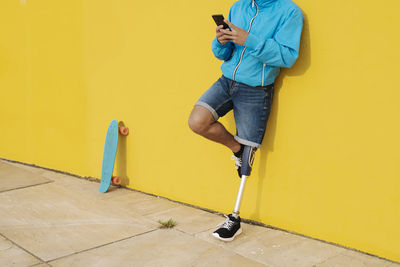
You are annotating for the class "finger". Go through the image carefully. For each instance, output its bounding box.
[216,25,224,33]
[216,32,224,38]
[221,29,235,36]
[219,35,233,42]
[224,19,237,29]
[220,34,232,39]
[217,30,229,37]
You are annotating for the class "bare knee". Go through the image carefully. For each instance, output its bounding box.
[188,113,208,134]
[188,106,214,135]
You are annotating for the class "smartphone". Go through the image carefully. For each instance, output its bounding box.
[212,14,230,30]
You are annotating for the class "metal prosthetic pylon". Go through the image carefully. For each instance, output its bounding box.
[232,146,257,218]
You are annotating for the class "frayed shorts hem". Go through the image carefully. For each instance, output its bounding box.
[234,136,261,149]
[195,101,219,121]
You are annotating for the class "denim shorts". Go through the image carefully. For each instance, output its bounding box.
[195,75,274,148]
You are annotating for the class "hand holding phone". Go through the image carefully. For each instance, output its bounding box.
[212,15,249,46]
[213,14,232,45]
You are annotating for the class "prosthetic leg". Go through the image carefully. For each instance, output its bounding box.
[232,145,257,218]
[212,145,257,241]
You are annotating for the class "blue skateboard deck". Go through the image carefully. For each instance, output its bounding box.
[99,120,119,193]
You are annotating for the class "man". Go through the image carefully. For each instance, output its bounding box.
[188,0,304,241]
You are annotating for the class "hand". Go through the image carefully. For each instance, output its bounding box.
[216,25,231,45]
[220,19,249,46]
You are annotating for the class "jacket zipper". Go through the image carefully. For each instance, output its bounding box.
[262,63,266,86]
[232,0,259,81]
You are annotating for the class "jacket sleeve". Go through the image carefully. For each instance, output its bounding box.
[212,38,234,61]
[244,9,304,68]
[211,7,235,61]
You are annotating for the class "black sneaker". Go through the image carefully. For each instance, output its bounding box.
[212,214,242,242]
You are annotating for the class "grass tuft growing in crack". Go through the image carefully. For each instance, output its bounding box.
[157,218,177,229]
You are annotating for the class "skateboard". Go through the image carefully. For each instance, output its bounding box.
[99,120,129,193]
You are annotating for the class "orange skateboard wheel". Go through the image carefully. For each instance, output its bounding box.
[119,127,129,136]
[111,176,122,185]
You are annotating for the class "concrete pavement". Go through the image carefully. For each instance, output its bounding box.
[0,159,398,267]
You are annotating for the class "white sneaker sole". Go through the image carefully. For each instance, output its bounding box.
[212,227,242,242]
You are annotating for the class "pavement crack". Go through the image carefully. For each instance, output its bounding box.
[0,181,54,194]
[0,232,46,264]
[47,228,158,263]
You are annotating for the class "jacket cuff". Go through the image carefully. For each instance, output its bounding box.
[244,33,260,50]
[212,38,226,49]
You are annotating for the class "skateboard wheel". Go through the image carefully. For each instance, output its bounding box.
[119,127,129,136]
[111,176,122,185]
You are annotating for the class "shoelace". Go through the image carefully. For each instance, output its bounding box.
[231,155,242,169]
[216,215,236,230]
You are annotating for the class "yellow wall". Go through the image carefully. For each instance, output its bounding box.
[1,0,400,262]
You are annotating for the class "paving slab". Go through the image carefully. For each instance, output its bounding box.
[197,224,350,267]
[1,160,127,200]
[49,229,267,267]
[40,171,134,200]
[0,235,42,266]
[144,205,223,235]
[316,252,394,267]
[324,249,397,267]
[103,192,181,217]
[0,182,159,262]
[40,170,180,214]
[0,161,51,192]
[0,160,48,175]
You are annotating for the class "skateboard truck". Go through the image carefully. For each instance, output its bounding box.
[232,145,257,218]
[111,126,129,186]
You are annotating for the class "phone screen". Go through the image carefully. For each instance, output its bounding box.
[212,14,230,30]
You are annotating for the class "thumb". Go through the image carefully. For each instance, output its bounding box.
[224,19,236,30]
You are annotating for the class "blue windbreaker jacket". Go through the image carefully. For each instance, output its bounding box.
[212,0,304,87]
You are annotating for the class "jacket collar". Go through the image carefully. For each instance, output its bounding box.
[252,0,278,8]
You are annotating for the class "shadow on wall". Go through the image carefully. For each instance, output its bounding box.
[116,121,130,187]
[252,12,311,221]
